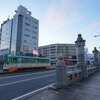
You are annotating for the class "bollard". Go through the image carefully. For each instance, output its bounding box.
[75,34,88,78]
[92,47,99,70]
[55,54,68,89]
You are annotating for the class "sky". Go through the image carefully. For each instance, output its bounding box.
[0,0,100,53]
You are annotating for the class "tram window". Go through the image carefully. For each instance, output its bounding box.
[29,59,31,63]
[26,58,29,63]
[43,60,46,63]
[22,58,25,63]
[9,58,11,63]
[37,59,39,63]
[39,59,41,63]
[32,59,34,63]
[41,60,43,63]
[46,60,48,63]
[32,59,33,63]
[10,58,13,63]
[35,59,37,63]
[13,58,17,63]
[18,58,21,63]
[7,58,10,62]
[40,59,42,63]
[47,59,49,63]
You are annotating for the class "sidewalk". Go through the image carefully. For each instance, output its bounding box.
[25,71,100,100]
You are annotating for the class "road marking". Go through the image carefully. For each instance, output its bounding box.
[0,74,55,87]
[12,83,55,100]
[0,70,55,80]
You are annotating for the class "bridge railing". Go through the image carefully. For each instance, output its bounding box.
[55,34,100,89]
[65,66,97,85]
[67,70,82,84]
[87,66,97,75]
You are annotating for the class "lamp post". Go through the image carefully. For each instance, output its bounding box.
[94,35,100,70]
[94,35,100,49]
[94,35,100,37]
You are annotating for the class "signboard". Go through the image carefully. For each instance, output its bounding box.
[24,46,29,52]
[33,50,38,55]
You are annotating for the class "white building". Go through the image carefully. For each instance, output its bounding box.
[0,29,2,49]
[39,44,77,65]
[0,5,39,56]
[11,5,39,55]
[0,19,13,56]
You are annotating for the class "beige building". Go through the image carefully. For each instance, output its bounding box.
[38,44,77,65]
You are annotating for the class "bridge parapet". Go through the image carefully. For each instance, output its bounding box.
[92,47,99,70]
[55,34,99,89]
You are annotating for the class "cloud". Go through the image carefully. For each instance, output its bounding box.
[47,0,85,28]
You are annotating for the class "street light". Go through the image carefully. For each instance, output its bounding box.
[94,35,100,50]
[94,35,100,37]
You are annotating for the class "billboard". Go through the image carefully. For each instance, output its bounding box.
[33,50,38,55]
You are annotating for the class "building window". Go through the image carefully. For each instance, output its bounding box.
[16,15,23,52]
[34,32,37,34]
[25,17,28,20]
[32,36,36,39]
[35,27,37,29]
[24,34,30,37]
[34,42,37,45]
[32,31,37,34]
[34,47,37,50]
[25,23,30,26]
[25,28,30,32]
[25,17,30,21]
[35,22,37,24]
[24,40,27,43]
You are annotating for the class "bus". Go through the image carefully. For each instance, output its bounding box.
[3,55,50,71]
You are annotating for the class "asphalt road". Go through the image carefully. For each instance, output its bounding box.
[25,71,100,100]
[0,70,56,100]
[0,68,3,72]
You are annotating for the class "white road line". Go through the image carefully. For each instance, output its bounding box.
[0,70,55,80]
[12,83,55,100]
[0,74,55,87]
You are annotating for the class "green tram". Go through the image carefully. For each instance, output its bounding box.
[3,55,50,71]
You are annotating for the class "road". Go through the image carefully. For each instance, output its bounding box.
[0,68,3,72]
[25,71,100,100]
[0,70,56,100]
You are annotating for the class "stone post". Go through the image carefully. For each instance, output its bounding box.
[75,34,88,77]
[55,54,67,89]
[92,47,99,70]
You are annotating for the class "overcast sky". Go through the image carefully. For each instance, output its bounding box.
[0,0,100,53]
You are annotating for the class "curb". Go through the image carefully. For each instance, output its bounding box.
[12,83,55,100]
[0,71,13,75]
[0,68,55,75]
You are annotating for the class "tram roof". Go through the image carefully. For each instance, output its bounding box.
[6,55,49,60]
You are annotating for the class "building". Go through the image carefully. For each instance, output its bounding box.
[84,48,94,64]
[0,5,39,56]
[11,5,39,55]
[0,28,2,49]
[0,19,13,55]
[38,44,77,65]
